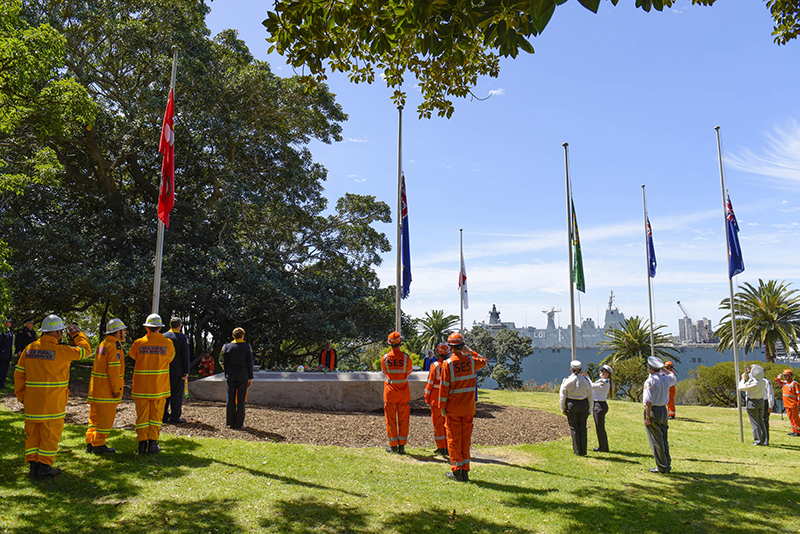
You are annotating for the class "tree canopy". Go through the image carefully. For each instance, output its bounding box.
[0,0,395,366]
[263,0,799,118]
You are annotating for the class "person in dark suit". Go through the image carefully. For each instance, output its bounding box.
[0,318,13,388]
[15,319,37,357]
[221,327,254,429]
[163,317,191,424]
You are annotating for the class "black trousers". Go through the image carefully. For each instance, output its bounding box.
[226,377,248,428]
[566,398,590,456]
[593,400,609,452]
[163,375,185,422]
[0,356,11,388]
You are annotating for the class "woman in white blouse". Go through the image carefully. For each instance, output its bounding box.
[589,365,613,452]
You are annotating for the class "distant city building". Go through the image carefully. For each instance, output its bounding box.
[678,316,715,344]
[696,318,714,343]
[679,317,697,343]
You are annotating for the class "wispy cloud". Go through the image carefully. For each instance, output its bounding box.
[345,137,371,144]
[354,178,367,183]
[727,120,800,183]
[488,88,505,97]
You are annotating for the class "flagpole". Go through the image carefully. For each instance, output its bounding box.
[715,126,744,443]
[563,143,577,361]
[152,45,179,315]
[395,105,403,333]
[642,185,656,358]
[460,229,464,333]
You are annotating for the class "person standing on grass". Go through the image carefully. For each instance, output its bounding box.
[559,360,592,456]
[738,364,769,446]
[15,319,37,359]
[424,343,450,456]
[381,331,413,455]
[664,361,677,419]
[163,317,190,424]
[643,356,677,474]
[439,333,487,482]
[776,369,800,436]
[0,318,13,389]
[130,314,175,455]
[85,319,127,455]
[589,364,613,452]
[15,315,91,479]
[221,327,253,429]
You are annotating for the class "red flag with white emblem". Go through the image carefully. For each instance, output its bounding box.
[158,89,175,227]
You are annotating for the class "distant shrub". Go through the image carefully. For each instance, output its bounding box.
[490,363,519,390]
[684,360,798,408]
[520,380,560,393]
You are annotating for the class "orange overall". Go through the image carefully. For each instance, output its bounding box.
[778,377,800,434]
[85,335,125,447]
[381,347,412,446]
[14,332,91,466]
[667,385,676,418]
[424,358,447,449]
[129,332,174,442]
[439,350,487,474]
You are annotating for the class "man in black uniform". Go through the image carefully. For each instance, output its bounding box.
[163,317,191,424]
[222,327,254,429]
[0,318,13,388]
[15,319,37,358]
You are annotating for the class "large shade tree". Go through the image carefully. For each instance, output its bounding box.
[0,0,395,366]
[263,0,800,118]
[714,279,800,364]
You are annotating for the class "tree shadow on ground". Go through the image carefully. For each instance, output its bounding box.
[262,496,370,534]
[212,459,366,497]
[384,507,534,534]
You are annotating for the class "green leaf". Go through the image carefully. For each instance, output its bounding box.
[578,0,601,13]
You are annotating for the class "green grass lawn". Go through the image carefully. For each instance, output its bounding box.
[1,389,799,534]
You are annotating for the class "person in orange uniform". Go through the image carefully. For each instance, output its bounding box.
[319,340,337,370]
[381,331,413,454]
[439,332,487,482]
[14,315,91,479]
[776,369,800,436]
[664,361,677,419]
[198,353,215,377]
[424,343,451,456]
[85,318,127,455]
[129,314,175,454]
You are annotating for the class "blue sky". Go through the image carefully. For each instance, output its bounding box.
[206,1,800,336]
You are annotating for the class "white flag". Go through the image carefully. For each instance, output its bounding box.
[459,255,469,310]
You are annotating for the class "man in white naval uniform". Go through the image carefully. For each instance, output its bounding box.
[559,360,592,456]
[643,356,677,473]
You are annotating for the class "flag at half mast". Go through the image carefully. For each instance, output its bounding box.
[401,173,412,299]
[647,216,657,278]
[726,195,745,278]
[571,196,585,293]
[459,251,469,310]
[158,88,175,227]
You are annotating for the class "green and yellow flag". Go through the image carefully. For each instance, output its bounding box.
[571,197,585,293]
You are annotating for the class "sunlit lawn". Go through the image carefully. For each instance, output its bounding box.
[1,388,798,533]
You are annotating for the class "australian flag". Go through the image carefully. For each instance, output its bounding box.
[646,216,657,278]
[726,195,745,278]
[401,174,412,299]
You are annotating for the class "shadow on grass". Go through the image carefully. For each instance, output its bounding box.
[383,507,534,534]
[212,459,366,497]
[262,496,369,533]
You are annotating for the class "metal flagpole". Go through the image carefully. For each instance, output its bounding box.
[152,45,179,315]
[715,126,744,443]
[642,185,656,359]
[460,229,464,333]
[395,105,403,333]
[563,143,577,361]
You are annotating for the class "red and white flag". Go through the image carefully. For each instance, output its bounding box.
[459,254,469,310]
[157,89,175,227]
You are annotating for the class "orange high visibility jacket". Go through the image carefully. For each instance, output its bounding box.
[439,350,487,417]
[778,378,800,408]
[129,331,175,400]
[319,348,337,370]
[424,359,445,408]
[88,335,125,404]
[381,347,412,403]
[14,332,91,421]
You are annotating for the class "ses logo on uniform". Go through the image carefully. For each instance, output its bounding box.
[139,346,168,355]
[26,350,56,360]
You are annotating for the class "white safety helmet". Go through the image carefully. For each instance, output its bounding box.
[143,313,164,327]
[39,314,65,332]
[105,318,127,335]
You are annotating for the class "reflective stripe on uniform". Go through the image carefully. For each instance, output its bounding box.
[24,381,69,387]
[24,412,66,420]
[384,379,407,384]
[131,392,170,399]
[450,387,475,394]
[439,396,448,403]
[91,372,110,378]
[15,365,25,372]
[133,369,169,375]
[87,396,122,403]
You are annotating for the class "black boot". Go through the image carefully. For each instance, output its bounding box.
[147,440,162,454]
[385,445,399,454]
[398,445,405,455]
[35,463,62,479]
[461,470,469,482]
[92,444,116,455]
[138,440,149,455]
[28,461,39,478]
[85,443,93,453]
[445,470,463,481]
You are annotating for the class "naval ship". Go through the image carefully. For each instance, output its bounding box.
[477,292,772,387]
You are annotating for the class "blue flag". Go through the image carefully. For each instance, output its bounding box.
[646,216,657,278]
[726,195,745,278]
[401,174,412,299]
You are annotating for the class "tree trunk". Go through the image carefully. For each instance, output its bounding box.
[766,344,775,364]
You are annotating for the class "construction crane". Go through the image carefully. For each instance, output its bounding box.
[677,301,699,343]
[676,301,693,321]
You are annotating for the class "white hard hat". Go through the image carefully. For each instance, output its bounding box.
[647,356,664,370]
[105,318,127,335]
[39,314,65,332]
[570,360,582,371]
[143,313,164,327]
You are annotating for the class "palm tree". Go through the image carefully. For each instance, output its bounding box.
[599,315,679,366]
[715,279,800,363]
[417,310,459,352]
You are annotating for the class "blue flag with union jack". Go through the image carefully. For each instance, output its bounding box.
[646,216,657,278]
[726,195,745,278]
[401,174,412,299]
